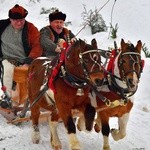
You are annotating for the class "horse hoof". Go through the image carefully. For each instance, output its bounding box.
[111,128,126,141]
[35,140,39,144]
[111,128,119,134]
[77,122,82,131]
[94,123,101,133]
[76,117,86,131]
[52,143,62,150]
[32,131,40,144]
[53,146,62,150]
[32,138,40,144]
[70,143,81,150]
[77,125,81,131]
[103,145,110,150]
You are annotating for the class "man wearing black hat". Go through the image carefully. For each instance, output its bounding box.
[0,4,42,108]
[40,9,76,57]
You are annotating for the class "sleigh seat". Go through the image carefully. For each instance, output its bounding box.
[12,66,28,106]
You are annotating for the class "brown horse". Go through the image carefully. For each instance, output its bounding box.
[82,39,143,150]
[28,39,104,150]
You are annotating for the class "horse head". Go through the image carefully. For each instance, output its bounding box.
[115,39,143,93]
[65,38,104,87]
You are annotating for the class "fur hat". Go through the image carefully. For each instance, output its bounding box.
[8,4,28,19]
[49,10,66,22]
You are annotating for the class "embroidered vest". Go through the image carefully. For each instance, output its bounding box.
[46,26,71,45]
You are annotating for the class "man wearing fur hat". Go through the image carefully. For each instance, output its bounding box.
[0,4,42,108]
[40,9,76,57]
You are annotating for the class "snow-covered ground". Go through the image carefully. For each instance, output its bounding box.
[0,0,150,150]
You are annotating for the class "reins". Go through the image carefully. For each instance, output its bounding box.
[19,60,53,118]
[19,85,49,118]
[60,41,107,93]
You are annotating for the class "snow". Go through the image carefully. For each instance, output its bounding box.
[0,0,150,150]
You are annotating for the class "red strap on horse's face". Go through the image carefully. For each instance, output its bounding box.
[107,50,116,72]
[141,59,145,70]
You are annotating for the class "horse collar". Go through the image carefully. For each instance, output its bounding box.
[60,65,87,89]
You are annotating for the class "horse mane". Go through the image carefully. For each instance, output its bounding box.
[66,39,91,59]
[127,42,136,52]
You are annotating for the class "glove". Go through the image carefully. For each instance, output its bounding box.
[55,46,62,53]
[71,37,77,44]
[58,39,66,48]
[23,57,33,64]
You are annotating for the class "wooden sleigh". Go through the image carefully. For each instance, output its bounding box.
[0,66,50,124]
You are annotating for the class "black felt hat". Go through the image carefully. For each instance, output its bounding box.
[49,10,66,22]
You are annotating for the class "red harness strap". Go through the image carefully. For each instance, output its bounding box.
[141,59,145,70]
[1,85,7,92]
[107,50,116,74]
[48,42,70,93]
[107,50,145,73]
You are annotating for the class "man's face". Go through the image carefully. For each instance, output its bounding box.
[10,18,25,30]
[50,20,64,34]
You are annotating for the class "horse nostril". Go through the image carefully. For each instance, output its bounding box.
[95,79,104,86]
[128,78,136,88]
[128,78,133,85]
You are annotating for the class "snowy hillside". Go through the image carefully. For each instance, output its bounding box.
[0,0,150,150]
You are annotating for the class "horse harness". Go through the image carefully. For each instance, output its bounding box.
[28,42,143,110]
[59,49,104,96]
[31,42,104,102]
[91,47,143,109]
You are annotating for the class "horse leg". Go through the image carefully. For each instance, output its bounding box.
[111,113,129,141]
[84,103,96,131]
[48,111,62,150]
[77,113,85,131]
[60,109,80,150]
[67,116,81,150]
[94,112,102,133]
[31,106,41,144]
[77,104,95,132]
[100,114,110,150]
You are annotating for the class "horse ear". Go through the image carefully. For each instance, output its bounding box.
[78,38,86,48]
[121,39,126,52]
[121,39,125,46]
[78,39,83,46]
[136,40,142,53]
[79,38,82,43]
[91,38,98,49]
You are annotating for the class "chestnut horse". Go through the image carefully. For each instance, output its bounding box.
[28,39,104,150]
[85,39,143,150]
